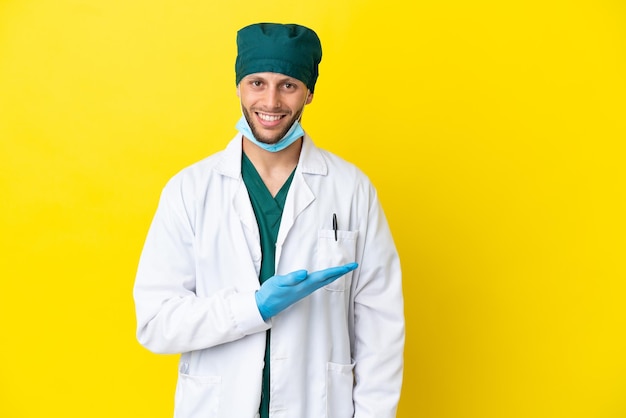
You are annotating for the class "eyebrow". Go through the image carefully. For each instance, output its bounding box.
[246,75,300,84]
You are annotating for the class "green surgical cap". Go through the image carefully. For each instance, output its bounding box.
[235,23,322,93]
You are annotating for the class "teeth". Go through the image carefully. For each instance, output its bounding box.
[258,113,282,122]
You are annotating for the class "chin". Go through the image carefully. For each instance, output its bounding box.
[253,130,287,145]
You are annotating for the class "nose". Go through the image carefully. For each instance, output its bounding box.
[264,88,281,109]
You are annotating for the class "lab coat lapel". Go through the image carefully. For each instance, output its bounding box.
[277,169,314,248]
[233,180,260,242]
[215,134,260,244]
[275,136,327,261]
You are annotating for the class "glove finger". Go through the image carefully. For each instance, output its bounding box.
[308,262,358,285]
[276,269,308,287]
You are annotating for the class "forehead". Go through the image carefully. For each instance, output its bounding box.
[241,72,305,85]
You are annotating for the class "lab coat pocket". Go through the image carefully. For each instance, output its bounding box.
[317,229,358,291]
[326,361,355,418]
[174,368,222,418]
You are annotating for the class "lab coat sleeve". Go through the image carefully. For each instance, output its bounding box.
[133,178,269,355]
[352,186,405,418]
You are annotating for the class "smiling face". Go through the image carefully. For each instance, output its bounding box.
[238,72,313,145]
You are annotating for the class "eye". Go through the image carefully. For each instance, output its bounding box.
[281,82,301,92]
[251,80,263,87]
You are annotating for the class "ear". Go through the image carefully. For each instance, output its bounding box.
[305,92,314,105]
[236,85,240,98]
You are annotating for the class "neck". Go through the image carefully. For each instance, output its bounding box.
[242,136,302,196]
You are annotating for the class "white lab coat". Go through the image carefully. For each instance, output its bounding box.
[134,134,404,418]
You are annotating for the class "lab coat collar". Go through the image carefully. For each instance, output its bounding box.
[298,133,328,176]
[214,133,328,179]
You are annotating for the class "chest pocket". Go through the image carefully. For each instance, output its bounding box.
[316,229,358,291]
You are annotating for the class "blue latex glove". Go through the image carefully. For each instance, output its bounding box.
[255,262,358,321]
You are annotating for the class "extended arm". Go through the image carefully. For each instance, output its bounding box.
[256,263,358,321]
[134,178,359,355]
[133,183,269,354]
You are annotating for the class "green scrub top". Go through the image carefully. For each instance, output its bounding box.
[241,152,296,418]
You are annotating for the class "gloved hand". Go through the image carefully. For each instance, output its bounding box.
[255,262,358,321]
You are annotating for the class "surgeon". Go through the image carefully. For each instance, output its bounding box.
[133,22,405,418]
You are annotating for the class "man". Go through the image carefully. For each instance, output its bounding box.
[134,23,404,418]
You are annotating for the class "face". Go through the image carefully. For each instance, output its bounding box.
[237,72,313,145]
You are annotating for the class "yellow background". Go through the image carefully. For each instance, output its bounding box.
[1,0,625,417]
